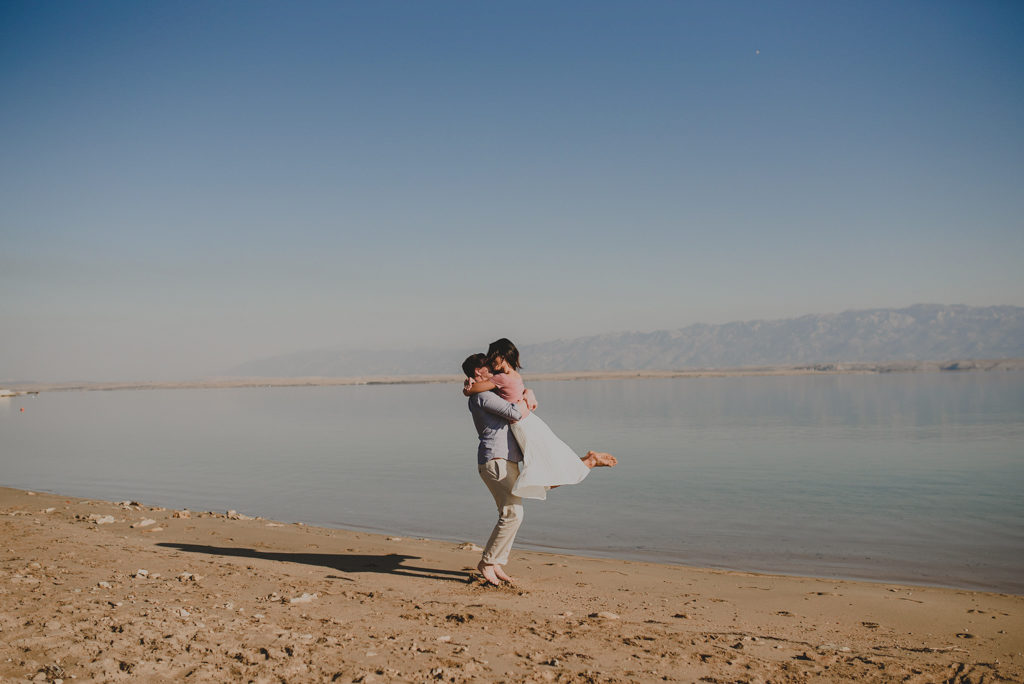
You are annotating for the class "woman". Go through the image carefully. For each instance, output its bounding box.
[464,338,617,499]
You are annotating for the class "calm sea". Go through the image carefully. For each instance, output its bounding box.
[2,372,1022,594]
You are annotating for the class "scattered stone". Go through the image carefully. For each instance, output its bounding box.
[386,537,403,542]
[589,611,620,620]
[457,542,483,551]
[172,510,191,519]
[131,519,156,528]
[98,581,112,589]
[226,510,255,520]
[27,491,36,495]
[178,608,191,618]
[437,635,452,642]
[178,572,203,582]
[88,514,116,525]
[133,569,149,578]
[266,522,283,527]
[43,507,56,514]
[289,592,318,604]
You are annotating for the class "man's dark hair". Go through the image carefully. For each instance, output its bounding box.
[461,353,488,378]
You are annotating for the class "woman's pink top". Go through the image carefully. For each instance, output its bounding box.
[490,372,525,403]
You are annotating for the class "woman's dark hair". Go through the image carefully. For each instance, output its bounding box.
[461,353,488,378]
[486,338,521,371]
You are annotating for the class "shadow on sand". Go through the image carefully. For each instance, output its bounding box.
[156,542,473,583]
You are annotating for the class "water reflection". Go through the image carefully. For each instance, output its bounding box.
[1,372,1022,592]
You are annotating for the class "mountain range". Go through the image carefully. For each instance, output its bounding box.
[224,304,1024,378]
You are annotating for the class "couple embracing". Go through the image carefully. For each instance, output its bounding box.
[462,338,617,586]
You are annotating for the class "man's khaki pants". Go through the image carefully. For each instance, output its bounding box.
[478,458,523,566]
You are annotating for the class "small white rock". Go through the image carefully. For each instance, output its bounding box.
[289,592,318,604]
[134,569,149,578]
[131,519,156,528]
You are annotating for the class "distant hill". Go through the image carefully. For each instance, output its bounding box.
[224,304,1024,377]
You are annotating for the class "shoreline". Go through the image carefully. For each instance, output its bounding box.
[5,357,1024,394]
[10,483,1017,597]
[2,486,1022,682]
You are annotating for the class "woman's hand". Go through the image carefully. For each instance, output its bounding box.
[523,388,538,411]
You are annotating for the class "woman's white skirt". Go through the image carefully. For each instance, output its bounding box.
[510,412,590,500]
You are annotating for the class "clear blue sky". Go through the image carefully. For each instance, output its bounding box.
[2,1,1022,381]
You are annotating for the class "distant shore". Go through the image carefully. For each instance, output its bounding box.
[5,358,1024,394]
[2,485,1022,682]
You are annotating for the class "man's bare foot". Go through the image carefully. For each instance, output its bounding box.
[493,565,515,583]
[582,450,618,468]
[477,561,502,586]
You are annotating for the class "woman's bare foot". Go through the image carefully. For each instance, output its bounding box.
[477,561,502,586]
[582,450,618,468]
[493,565,515,583]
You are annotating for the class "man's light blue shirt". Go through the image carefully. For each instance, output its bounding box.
[468,391,523,465]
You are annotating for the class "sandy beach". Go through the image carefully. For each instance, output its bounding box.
[1,487,1021,683]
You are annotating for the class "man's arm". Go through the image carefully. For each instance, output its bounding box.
[475,391,523,422]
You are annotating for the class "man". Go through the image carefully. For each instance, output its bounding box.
[463,353,527,586]
[463,353,618,586]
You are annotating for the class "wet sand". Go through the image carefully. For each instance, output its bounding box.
[2,486,1022,682]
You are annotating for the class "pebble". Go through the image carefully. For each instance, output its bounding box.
[131,519,156,528]
[178,608,191,618]
[172,510,191,519]
[386,537,403,542]
[589,611,620,620]
[97,581,112,589]
[43,508,56,514]
[457,542,483,551]
[134,569,149,578]
[89,514,115,525]
[289,592,318,604]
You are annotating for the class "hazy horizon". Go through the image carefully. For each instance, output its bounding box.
[3,2,1023,382]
